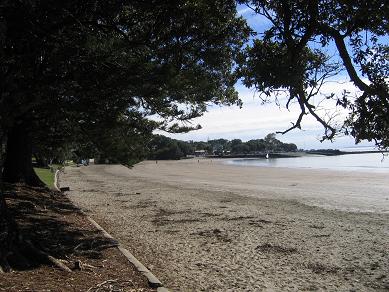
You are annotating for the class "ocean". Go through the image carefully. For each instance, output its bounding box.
[226,152,389,173]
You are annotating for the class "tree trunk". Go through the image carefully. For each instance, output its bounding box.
[2,123,42,186]
[0,131,4,182]
[0,187,18,272]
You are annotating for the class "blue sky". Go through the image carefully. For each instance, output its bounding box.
[163,3,380,150]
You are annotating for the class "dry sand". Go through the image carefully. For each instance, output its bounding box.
[62,159,389,291]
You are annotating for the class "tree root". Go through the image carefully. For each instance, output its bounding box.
[0,240,73,272]
[1,189,72,273]
[47,255,72,272]
[23,239,72,272]
[0,258,11,273]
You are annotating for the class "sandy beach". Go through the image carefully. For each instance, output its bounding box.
[62,159,389,291]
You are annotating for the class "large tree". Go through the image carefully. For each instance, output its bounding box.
[0,0,249,184]
[238,0,388,148]
[0,0,249,273]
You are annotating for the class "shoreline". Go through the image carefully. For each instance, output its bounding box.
[62,162,389,291]
[201,149,389,159]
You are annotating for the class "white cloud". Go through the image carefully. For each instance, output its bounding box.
[162,79,375,149]
[237,7,251,16]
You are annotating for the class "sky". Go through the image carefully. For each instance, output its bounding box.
[162,81,374,149]
[162,4,378,150]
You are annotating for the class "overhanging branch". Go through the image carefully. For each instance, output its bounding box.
[320,25,371,93]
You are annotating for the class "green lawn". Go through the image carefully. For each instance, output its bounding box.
[34,164,62,189]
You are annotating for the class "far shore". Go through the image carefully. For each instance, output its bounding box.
[200,149,389,159]
[62,161,389,291]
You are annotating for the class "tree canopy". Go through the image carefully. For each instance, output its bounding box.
[237,0,388,148]
[0,0,249,184]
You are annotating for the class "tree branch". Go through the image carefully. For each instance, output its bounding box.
[277,90,306,135]
[320,25,371,93]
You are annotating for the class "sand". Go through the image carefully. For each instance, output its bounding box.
[62,159,389,291]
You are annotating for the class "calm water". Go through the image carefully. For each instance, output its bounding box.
[227,153,389,173]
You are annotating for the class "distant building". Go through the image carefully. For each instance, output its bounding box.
[194,150,207,157]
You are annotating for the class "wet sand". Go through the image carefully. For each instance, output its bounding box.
[62,160,389,291]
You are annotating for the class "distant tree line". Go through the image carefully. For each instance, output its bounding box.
[148,133,297,160]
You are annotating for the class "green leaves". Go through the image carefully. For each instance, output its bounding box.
[1,1,250,165]
[238,0,388,147]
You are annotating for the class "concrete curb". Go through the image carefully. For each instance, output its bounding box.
[86,216,167,289]
[53,170,61,192]
[54,171,170,291]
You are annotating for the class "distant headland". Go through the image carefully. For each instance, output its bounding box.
[148,133,388,160]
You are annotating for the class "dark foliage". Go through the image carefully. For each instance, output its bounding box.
[238,0,388,148]
[0,0,249,183]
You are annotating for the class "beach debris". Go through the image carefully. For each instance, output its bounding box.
[250,219,272,224]
[248,219,272,228]
[306,262,340,274]
[192,228,231,242]
[256,243,297,254]
[213,228,222,234]
[200,212,220,218]
[86,279,137,292]
[224,215,256,221]
[308,224,325,229]
[152,208,202,226]
[312,234,331,238]
[220,199,232,203]
[73,260,98,271]
[152,217,201,226]
[132,200,157,209]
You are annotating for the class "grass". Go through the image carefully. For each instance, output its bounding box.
[34,164,62,189]
[34,168,55,188]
